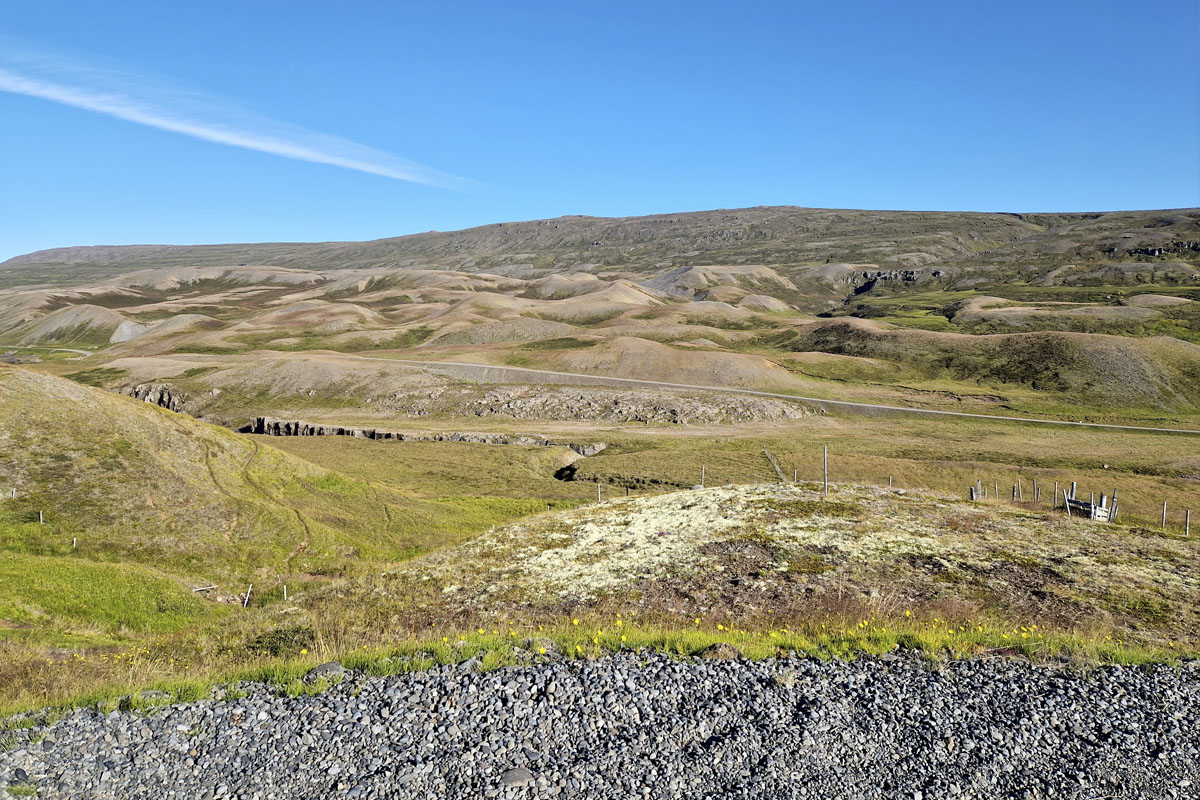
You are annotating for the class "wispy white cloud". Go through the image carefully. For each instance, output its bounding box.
[0,46,470,189]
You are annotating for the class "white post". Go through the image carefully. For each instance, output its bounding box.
[38,511,43,524]
[598,484,602,502]
[701,466,706,488]
[72,537,77,549]
[243,583,253,608]
[888,476,893,488]
[1162,502,1168,529]
[1187,509,1191,538]
[283,584,287,601]
[823,447,828,497]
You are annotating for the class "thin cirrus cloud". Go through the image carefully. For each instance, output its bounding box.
[0,46,471,189]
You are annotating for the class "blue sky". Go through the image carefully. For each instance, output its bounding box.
[1,1,1197,261]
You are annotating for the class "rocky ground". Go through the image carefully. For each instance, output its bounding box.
[2,652,1197,799]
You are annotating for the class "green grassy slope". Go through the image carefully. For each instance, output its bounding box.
[0,367,571,592]
[780,320,1200,410]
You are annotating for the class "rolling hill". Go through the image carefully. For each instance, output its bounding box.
[0,206,1197,427]
[3,206,1198,286]
[0,367,556,591]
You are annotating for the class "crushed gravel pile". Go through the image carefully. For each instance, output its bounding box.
[2,652,1196,799]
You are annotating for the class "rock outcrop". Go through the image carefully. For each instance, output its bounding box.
[120,383,185,412]
[400,386,814,425]
[238,416,606,455]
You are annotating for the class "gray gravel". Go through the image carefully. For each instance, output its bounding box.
[2,652,1197,799]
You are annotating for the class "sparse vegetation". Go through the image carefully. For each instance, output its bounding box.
[1,205,1198,721]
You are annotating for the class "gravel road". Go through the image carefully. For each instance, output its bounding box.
[359,356,1200,435]
[3,652,1197,799]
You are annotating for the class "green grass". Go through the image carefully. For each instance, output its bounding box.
[1,617,1185,718]
[62,366,128,386]
[261,436,595,501]
[0,552,221,638]
[570,416,1200,530]
[519,337,599,351]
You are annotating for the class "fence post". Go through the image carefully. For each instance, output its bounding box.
[701,465,706,489]
[1162,502,1167,529]
[823,447,828,497]
[1187,509,1191,537]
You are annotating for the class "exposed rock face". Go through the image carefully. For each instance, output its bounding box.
[850,269,931,295]
[1110,240,1200,258]
[120,383,185,412]
[109,320,150,343]
[238,416,607,455]
[429,387,812,425]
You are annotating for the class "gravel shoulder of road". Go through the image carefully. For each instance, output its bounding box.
[2,652,1197,800]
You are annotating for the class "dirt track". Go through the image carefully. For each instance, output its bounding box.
[342,355,1200,435]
